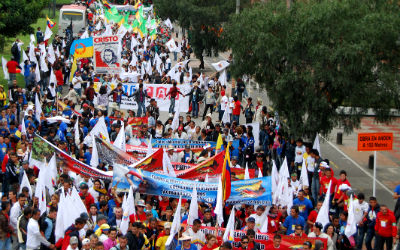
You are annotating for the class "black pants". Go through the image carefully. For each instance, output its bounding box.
[374,234,393,250]
[203,104,214,119]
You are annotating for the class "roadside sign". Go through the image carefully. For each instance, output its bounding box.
[357,133,393,151]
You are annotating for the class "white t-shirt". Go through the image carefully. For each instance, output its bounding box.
[72,76,83,89]
[295,145,306,163]
[353,200,369,224]
[220,96,228,111]
[249,213,267,231]
[306,155,315,172]
[185,228,206,250]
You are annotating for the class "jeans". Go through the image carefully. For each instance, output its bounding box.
[169,98,176,113]
[19,243,26,250]
[75,88,81,96]
[357,225,366,249]
[374,234,393,250]
[233,114,240,124]
[56,85,63,94]
[311,177,320,206]
[191,101,199,117]
[137,102,146,117]
[173,52,177,61]
[219,109,224,121]
[365,227,375,250]
[0,238,12,250]
[203,104,214,119]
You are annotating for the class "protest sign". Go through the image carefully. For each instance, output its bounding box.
[93,35,121,74]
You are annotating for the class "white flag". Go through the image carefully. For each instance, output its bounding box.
[40,54,48,72]
[120,186,136,235]
[22,50,29,62]
[166,196,182,246]
[170,101,180,131]
[35,62,41,82]
[19,170,32,198]
[258,168,263,178]
[1,57,9,80]
[164,18,173,29]
[95,21,102,30]
[44,26,53,41]
[166,39,178,52]
[114,122,126,152]
[223,206,235,242]
[74,118,80,145]
[271,160,279,195]
[244,163,250,180]
[29,43,38,64]
[211,60,230,72]
[299,159,309,189]
[221,108,230,125]
[146,134,153,157]
[35,161,47,215]
[279,157,290,180]
[47,44,56,64]
[316,180,332,228]
[188,186,198,226]
[218,70,227,86]
[21,118,27,135]
[90,135,99,168]
[86,116,110,143]
[131,37,138,51]
[30,34,36,44]
[162,149,176,177]
[35,93,42,121]
[117,24,128,38]
[214,177,224,226]
[46,154,58,195]
[50,68,57,85]
[345,195,357,238]
[313,133,321,156]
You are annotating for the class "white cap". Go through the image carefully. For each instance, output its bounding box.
[339,184,352,191]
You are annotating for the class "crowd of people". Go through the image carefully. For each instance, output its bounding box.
[1,1,400,250]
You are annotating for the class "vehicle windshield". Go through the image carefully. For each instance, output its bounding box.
[62,11,83,21]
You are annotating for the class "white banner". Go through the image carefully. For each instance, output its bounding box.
[95,82,191,112]
[93,35,121,74]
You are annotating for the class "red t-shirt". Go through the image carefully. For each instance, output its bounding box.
[6,60,19,74]
[267,213,282,233]
[79,192,95,211]
[130,212,147,223]
[307,210,318,224]
[159,200,170,211]
[320,176,337,195]
[233,100,241,115]
[334,179,351,200]
[55,69,64,86]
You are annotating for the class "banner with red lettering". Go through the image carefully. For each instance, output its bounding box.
[93,35,121,74]
[195,226,327,250]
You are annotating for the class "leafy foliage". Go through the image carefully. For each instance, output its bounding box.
[0,0,48,38]
[154,0,249,67]
[32,137,55,162]
[225,0,400,137]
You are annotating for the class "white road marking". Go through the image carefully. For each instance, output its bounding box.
[320,135,394,195]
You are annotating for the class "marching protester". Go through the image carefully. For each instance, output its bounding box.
[0,1,392,250]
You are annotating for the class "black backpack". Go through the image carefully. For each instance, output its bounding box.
[11,43,18,56]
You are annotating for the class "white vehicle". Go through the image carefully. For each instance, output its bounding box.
[58,4,87,36]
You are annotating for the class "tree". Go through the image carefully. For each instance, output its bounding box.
[225,0,400,137]
[0,0,48,49]
[154,0,249,69]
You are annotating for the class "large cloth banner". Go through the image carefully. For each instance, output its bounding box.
[93,35,121,74]
[113,165,272,205]
[94,82,191,112]
[96,137,138,166]
[33,135,112,180]
[144,138,216,150]
[196,226,327,250]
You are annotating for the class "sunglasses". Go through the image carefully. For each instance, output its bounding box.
[242,241,249,244]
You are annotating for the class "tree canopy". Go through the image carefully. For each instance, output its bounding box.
[225,0,400,137]
[0,0,48,38]
[154,0,249,68]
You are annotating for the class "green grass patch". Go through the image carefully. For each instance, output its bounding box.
[0,9,60,92]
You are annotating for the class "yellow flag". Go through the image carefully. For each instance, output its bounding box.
[216,133,223,151]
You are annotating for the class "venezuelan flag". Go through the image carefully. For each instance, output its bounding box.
[221,145,232,201]
[46,16,56,29]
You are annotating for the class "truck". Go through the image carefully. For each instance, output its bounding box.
[58,4,88,37]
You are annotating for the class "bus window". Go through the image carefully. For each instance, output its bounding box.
[62,12,83,21]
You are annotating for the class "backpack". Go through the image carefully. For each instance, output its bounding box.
[11,43,18,56]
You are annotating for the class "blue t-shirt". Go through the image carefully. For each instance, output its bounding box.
[395,185,400,201]
[283,215,305,235]
[176,244,197,250]
[293,198,314,220]
[84,152,92,165]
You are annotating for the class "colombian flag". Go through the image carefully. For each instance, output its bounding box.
[103,0,111,9]
[46,16,56,29]
[221,145,232,201]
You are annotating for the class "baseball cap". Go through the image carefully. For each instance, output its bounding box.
[164,222,172,229]
[70,236,78,245]
[247,217,255,223]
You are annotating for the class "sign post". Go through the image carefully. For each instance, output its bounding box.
[357,133,393,196]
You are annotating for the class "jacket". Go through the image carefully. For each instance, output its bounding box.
[375,210,397,237]
[132,89,150,103]
[0,211,13,240]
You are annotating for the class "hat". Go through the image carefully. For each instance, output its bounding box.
[320,161,329,168]
[82,238,90,245]
[168,145,174,151]
[70,236,79,245]
[314,222,323,230]
[339,184,351,191]
[137,199,146,207]
[80,212,89,221]
[206,113,212,118]
[83,103,89,108]
[17,149,24,157]
[179,235,192,241]
[291,173,297,177]
[164,222,172,229]
[80,183,89,189]
[247,217,256,223]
